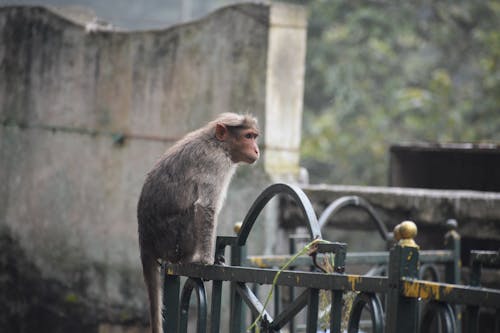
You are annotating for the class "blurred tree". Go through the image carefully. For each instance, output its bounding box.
[282,0,500,185]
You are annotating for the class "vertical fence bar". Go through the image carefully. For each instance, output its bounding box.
[251,283,259,333]
[274,284,281,319]
[385,221,419,333]
[464,306,480,333]
[331,245,346,333]
[288,236,297,333]
[330,291,343,333]
[163,271,180,333]
[306,288,319,333]
[230,244,244,333]
[464,258,481,333]
[210,280,223,333]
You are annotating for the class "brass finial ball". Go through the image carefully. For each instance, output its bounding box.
[399,221,417,239]
[393,225,401,241]
[393,220,419,248]
[233,222,243,234]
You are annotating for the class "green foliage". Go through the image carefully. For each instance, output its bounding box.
[286,1,500,185]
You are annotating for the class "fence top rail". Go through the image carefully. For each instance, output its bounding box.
[401,277,500,308]
[243,250,455,268]
[165,263,388,292]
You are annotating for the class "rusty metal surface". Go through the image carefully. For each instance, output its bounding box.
[401,277,500,308]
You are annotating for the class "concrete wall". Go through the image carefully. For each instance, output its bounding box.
[0,3,307,331]
[289,184,500,240]
[280,184,500,286]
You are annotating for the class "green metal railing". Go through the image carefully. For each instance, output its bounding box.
[161,183,500,333]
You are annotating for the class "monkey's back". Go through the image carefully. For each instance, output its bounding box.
[137,134,233,263]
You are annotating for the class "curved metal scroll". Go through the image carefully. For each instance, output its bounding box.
[419,263,440,281]
[237,183,322,246]
[347,292,385,333]
[318,196,391,244]
[420,301,456,333]
[179,278,207,333]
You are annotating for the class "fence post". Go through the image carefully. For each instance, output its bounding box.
[385,221,419,333]
[306,288,319,333]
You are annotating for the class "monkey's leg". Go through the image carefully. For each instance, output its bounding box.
[193,202,216,265]
[141,252,163,333]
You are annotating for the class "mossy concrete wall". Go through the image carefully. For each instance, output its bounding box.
[0,3,307,331]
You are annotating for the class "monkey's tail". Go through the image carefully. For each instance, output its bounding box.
[141,252,163,333]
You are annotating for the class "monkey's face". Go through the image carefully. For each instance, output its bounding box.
[229,128,260,164]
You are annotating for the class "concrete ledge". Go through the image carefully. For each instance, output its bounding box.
[280,184,500,241]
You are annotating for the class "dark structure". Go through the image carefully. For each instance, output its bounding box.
[389,143,500,191]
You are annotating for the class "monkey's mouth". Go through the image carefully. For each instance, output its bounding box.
[246,156,259,164]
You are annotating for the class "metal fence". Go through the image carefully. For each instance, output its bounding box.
[162,183,500,333]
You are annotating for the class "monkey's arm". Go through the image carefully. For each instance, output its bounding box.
[192,198,217,265]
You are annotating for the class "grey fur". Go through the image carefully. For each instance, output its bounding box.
[137,113,258,333]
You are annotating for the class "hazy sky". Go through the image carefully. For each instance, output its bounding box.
[0,0,247,29]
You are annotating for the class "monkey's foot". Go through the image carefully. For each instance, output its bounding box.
[191,255,214,266]
[200,258,214,265]
[215,255,226,266]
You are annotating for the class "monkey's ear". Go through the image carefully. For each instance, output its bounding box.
[215,123,228,141]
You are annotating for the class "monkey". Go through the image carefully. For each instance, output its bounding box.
[137,113,260,333]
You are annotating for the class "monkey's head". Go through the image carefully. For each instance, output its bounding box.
[214,113,260,164]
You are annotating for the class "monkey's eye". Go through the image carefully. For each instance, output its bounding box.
[245,133,256,139]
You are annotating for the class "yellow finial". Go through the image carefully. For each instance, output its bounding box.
[233,222,243,234]
[394,221,419,249]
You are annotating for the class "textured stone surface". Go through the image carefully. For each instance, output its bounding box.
[280,184,500,248]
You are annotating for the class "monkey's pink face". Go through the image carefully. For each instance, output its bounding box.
[230,128,260,164]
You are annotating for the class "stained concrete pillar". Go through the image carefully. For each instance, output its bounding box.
[264,3,307,179]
